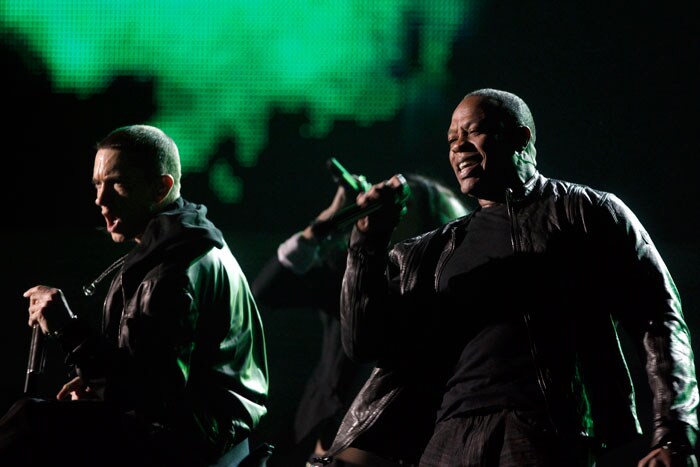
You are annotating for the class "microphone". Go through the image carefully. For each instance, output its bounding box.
[326,157,370,196]
[24,324,45,395]
[310,173,411,239]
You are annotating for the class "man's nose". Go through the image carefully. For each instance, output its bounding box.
[453,133,475,152]
[95,186,108,206]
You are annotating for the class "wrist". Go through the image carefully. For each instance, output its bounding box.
[659,441,692,457]
[652,423,697,456]
[301,225,319,242]
[349,225,391,254]
[277,231,321,274]
[654,437,694,458]
[48,292,76,337]
[51,314,78,339]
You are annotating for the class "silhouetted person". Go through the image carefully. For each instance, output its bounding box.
[0,125,269,467]
[318,89,698,467]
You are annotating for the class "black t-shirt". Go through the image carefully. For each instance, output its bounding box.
[436,204,544,422]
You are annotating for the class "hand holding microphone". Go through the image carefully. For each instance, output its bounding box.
[311,172,411,240]
[353,174,411,234]
[305,157,369,240]
[23,285,74,335]
[22,285,75,395]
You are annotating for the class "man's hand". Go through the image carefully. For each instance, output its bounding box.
[354,174,409,236]
[56,376,99,401]
[23,285,74,335]
[638,447,698,467]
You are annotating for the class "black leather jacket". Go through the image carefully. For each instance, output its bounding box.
[321,173,698,465]
[61,198,269,461]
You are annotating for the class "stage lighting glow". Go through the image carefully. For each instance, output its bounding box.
[2,0,470,202]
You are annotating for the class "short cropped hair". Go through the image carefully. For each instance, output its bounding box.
[466,88,536,144]
[97,124,182,199]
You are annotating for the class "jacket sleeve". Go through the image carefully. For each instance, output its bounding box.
[185,246,269,445]
[600,193,699,452]
[340,226,401,363]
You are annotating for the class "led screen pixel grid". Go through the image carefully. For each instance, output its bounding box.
[2,0,469,202]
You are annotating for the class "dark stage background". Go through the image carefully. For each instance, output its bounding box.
[1,2,698,466]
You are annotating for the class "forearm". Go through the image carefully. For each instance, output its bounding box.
[340,227,393,362]
[604,196,700,450]
[276,231,321,274]
[639,252,698,449]
[643,317,699,451]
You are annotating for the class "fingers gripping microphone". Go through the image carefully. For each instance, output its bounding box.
[311,173,411,239]
[24,324,45,395]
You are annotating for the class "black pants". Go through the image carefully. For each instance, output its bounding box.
[418,408,595,467]
[0,397,218,467]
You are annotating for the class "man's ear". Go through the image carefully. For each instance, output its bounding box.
[155,174,175,203]
[513,125,532,151]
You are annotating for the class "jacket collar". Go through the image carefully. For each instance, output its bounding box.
[124,197,224,272]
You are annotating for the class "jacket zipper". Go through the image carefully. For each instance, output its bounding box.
[434,225,458,292]
[506,188,559,435]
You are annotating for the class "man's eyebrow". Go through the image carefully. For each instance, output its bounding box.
[447,123,472,137]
